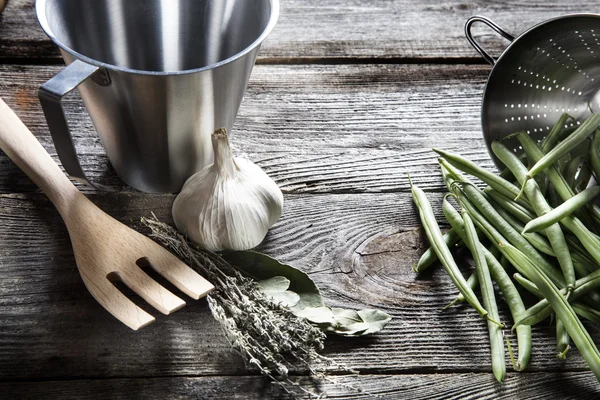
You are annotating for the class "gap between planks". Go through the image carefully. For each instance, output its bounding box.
[0,372,598,400]
[0,56,490,67]
[0,368,594,384]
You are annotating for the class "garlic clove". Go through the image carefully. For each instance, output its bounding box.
[172,128,283,251]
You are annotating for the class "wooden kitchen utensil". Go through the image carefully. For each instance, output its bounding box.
[0,98,214,330]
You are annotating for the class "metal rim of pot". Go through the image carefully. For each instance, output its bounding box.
[35,0,280,76]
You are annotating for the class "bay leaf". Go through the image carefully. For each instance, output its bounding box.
[257,276,300,307]
[319,308,392,337]
[355,309,392,336]
[329,308,370,335]
[222,251,324,312]
[295,306,335,324]
[222,251,391,337]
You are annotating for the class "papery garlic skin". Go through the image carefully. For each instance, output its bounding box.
[172,128,283,251]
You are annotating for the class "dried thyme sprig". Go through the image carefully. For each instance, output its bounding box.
[141,217,337,397]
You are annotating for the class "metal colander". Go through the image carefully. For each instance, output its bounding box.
[466,14,600,164]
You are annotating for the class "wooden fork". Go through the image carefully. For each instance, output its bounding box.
[0,98,214,330]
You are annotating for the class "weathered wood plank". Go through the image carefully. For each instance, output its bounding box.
[0,0,597,61]
[0,192,598,381]
[0,63,495,194]
[0,372,598,400]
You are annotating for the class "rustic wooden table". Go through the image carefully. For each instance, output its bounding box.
[1,0,600,398]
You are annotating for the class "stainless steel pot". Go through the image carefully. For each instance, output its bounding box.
[36,0,279,193]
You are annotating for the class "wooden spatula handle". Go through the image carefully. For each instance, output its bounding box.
[0,98,79,209]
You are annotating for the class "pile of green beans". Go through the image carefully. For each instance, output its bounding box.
[411,113,600,383]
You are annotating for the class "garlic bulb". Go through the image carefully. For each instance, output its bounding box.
[172,128,284,251]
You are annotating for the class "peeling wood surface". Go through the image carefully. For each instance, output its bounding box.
[1,0,599,399]
[0,63,493,194]
[1,193,599,388]
[0,0,598,61]
[0,372,599,400]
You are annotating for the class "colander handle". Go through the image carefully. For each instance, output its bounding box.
[465,16,515,65]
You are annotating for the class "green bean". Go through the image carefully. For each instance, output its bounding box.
[522,143,576,203]
[572,255,591,279]
[443,198,530,371]
[486,247,532,373]
[491,267,532,370]
[515,268,600,327]
[573,303,600,323]
[443,271,478,310]
[514,272,600,326]
[521,232,555,258]
[434,150,532,210]
[462,209,505,381]
[499,253,512,272]
[484,188,537,224]
[535,223,574,290]
[541,113,573,153]
[502,244,600,382]
[441,160,563,285]
[575,161,592,193]
[557,153,573,175]
[521,113,600,192]
[589,204,600,226]
[567,269,600,299]
[556,319,571,360]
[499,166,516,182]
[566,234,591,258]
[501,154,527,183]
[532,171,548,197]
[415,228,462,273]
[514,272,600,325]
[491,203,555,257]
[572,250,600,274]
[459,180,553,265]
[438,157,480,191]
[523,186,600,233]
[522,143,549,195]
[517,132,600,250]
[564,155,585,189]
[566,238,600,277]
[590,130,600,180]
[518,131,596,223]
[513,273,542,297]
[586,159,600,228]
[439,161,456,192]
[517,131,576,202]
[409,177,488,318]
[574,279,600,311]
[560,217,600,267]
[450,183,566,287]
[547,185,560,209]
[492,141,576,291]
[440,160,558,276]
[488,184,600,273]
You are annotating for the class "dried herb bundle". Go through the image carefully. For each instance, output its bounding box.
[142,217,336,397]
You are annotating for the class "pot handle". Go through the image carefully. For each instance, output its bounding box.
[465,16,515,66]
[38,59,114,191]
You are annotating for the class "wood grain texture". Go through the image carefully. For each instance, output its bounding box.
[0,372,599,400]
[2,1,600,397]
[0,0,598,61]
[0,63,495,194]
[0,192,598,382]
